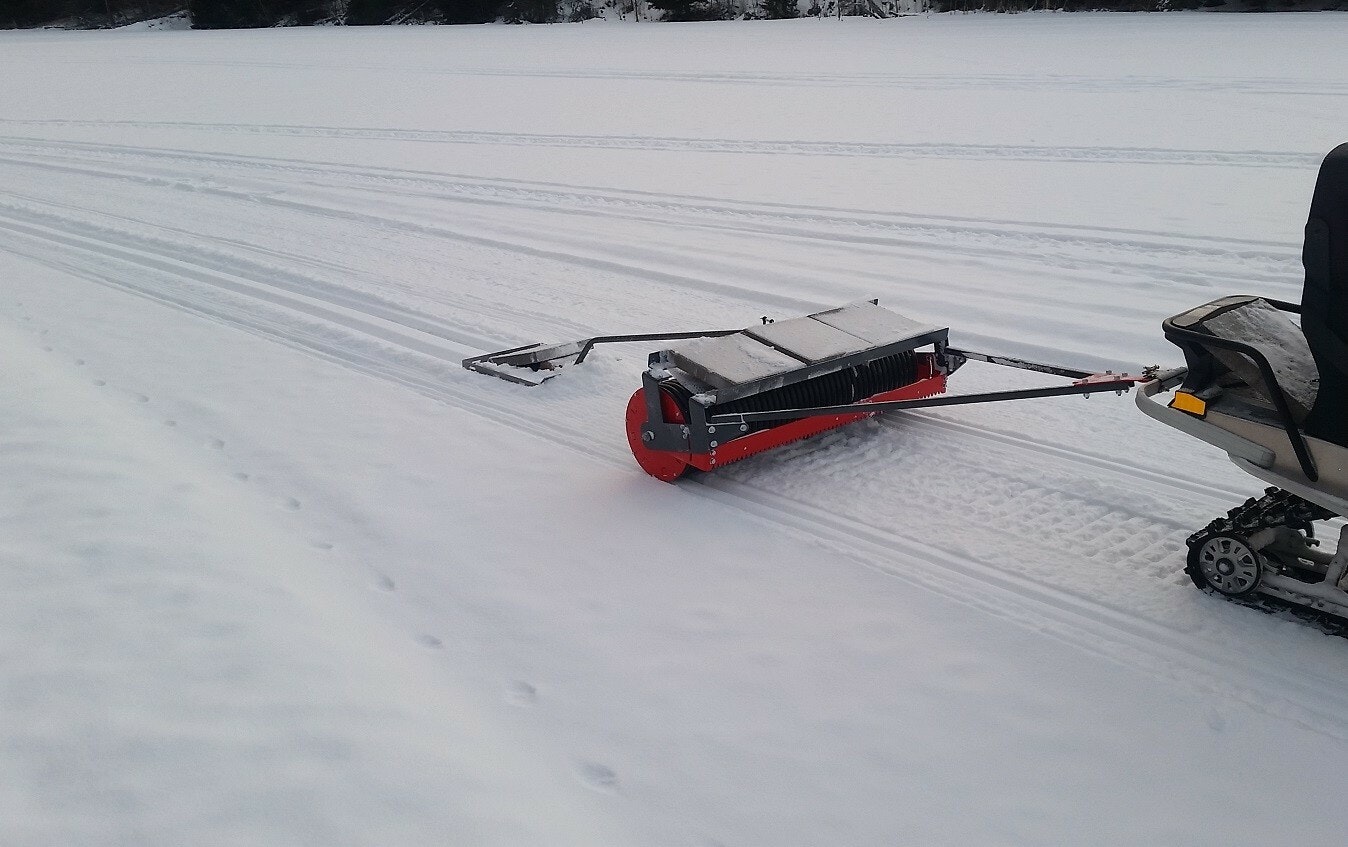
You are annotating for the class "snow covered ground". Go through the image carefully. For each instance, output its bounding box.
[3,12,1348,845]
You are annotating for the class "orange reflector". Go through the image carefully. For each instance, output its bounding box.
[1170,391,1207,417]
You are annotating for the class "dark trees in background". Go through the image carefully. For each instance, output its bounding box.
[436,0,499,21]
[1,0,46,27]
[187,0,268,27]
[501,0,557,22]
[187,0,318,27]
[7,0,1346,32]
[344,0,396,23]
[2,0,178,27]
[645,0,731,19]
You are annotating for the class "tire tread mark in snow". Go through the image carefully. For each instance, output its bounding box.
[893,414,1252,503]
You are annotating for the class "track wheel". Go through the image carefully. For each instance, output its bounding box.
[625,385,691,482]
[1187,533,1264,597]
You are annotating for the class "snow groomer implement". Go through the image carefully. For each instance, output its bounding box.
[1136,142,1348,620]
[464,300,1147,482]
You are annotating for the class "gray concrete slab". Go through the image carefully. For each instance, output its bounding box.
[669,333,802,389]
[745,316,867,363]
[811,302,941,347]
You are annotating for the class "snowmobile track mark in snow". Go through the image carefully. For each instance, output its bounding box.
[0,137,1304,282]
[0,121,1321,168]
[894,413,1252,503]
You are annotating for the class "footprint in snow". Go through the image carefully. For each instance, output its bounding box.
[282,497,301,511]
[92,379,106,387]
[416,634,443,649]
[310,540,333,550]
[374,575,396,592]
[577,762,619,794]
[75,359,84,366]
[207,438,224,449]
[163,419,177,427]
[505,680,538,706]
[1205,707,1226,733]
[232,471,249,481]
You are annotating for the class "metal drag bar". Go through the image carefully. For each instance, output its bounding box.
[704,374,1144,426]
[462,329,741,385]
[573,331,740,364]
[944,347,1094,380]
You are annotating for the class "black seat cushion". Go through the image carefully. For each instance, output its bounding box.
[1302,142,1348,447]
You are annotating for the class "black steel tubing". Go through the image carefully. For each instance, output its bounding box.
[574,329,741,365]
[944,347,1095,380]
[705,378,1140,426]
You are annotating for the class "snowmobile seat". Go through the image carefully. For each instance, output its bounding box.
[1300,142,1348,449]
[1153,144,1348,489]
[1158,292,1348,494]
[1164,295,1318,423]
[1163,144,1348,448]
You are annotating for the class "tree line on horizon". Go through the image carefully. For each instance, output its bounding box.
[2,0,1336,31]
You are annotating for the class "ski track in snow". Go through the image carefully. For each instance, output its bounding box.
[0,120,1321,167]
[0,136,1307,311]
[4,143,1348,744]
[7,61,1348,96]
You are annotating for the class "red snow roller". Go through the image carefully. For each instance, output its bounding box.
[464,300,1148,482]
[625,302,949,481]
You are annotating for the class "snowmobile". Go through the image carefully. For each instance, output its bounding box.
[1136,142,1348,619]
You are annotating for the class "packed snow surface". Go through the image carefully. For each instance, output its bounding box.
[3,13,1348,846]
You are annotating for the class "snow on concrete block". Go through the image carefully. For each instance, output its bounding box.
[811,302,942,347]
[746,316,869,363]
[670,333,804,389]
